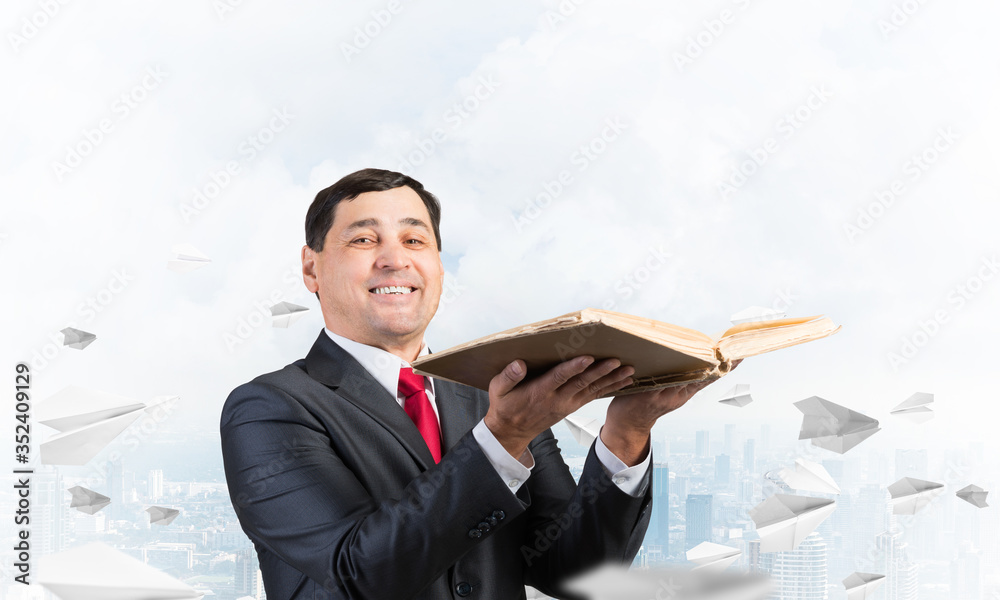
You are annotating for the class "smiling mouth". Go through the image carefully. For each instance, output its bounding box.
[370,286,417,295]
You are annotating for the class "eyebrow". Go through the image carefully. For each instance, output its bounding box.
[344,217,431,233]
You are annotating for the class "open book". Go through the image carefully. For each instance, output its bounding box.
[412,309,840,395]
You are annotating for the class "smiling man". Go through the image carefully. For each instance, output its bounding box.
[221,168,719,600]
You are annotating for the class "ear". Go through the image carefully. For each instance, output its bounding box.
[302,245,319,293]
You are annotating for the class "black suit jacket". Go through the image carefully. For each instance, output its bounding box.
[220,331,652,599]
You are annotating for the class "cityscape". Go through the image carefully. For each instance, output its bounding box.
[1,417,996,600]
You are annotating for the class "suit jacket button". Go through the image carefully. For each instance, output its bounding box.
[486,515,498,527]
[468,529,482,539]
[477,521,491,533]
[456,582,473,596]
[492,510,506,522]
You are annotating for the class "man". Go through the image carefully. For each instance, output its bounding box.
[221,168,719,599]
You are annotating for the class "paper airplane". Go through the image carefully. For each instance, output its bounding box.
[843,572,885,600]
[890,392,934,424]
[564,414,601,447]
[38,542,203,600]
[777,458,841,495]
[67,486,111,515]
[888,477,944,515]
[146,505,180,526]
[686,542,742,571]
[61,327,97,350]
[794,396,880,454]
[730,306,786,326]
[38,387,175,466]
[269,301,309,328]
[719,384,753,408]
[955,484,989,508]
[167,243,211,272]
[563,564,771,600]
[749,493,836,552]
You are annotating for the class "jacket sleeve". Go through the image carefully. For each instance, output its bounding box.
[518,429,653,598]
[220,380,530,599]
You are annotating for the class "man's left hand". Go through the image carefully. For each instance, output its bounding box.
[600,360,742,466]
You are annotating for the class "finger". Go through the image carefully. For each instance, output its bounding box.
[536,355,596,393]
[593,375,634,400]
[584,365,635,398]
[558,358,622,396]
[490,359,528,397]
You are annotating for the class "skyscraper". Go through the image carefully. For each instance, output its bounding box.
[649,463,670,551]
[685,494,713,550]
[876,528,919,600]
[743,438,757,474]
[34,467,68,554]
[106,458,125,520]
[148,469,164,501]
[236,548,265,600]
[769,531,828,600]
[696,430,710,457]
[715,454,731,486]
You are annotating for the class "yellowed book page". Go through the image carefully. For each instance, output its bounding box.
[716,316,841,360]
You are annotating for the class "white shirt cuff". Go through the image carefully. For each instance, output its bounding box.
[595,428,651,497]
[473,418,534,496]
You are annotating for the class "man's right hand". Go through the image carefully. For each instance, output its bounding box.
[483,356,635,458]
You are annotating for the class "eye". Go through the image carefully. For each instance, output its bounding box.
[405,238,424,245]
[352,237,375,245]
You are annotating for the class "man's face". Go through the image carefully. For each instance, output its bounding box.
[303,186,443,353]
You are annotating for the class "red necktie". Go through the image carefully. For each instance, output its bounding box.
[398,367,442,463]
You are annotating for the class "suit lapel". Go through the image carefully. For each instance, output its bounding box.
[433,378,482,451]
[305,332,435,470]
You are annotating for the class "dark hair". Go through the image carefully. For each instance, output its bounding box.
[305,168,442,252]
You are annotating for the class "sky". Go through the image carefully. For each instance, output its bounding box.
[3,0,1000,467]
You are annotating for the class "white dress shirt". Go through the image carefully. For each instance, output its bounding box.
[324,329,650,497]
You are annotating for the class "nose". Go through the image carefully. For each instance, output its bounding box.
[374,237,411,270]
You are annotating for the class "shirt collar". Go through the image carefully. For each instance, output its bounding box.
[323,328,432,400]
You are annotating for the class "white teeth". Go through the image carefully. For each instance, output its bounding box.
[372,286,414,295]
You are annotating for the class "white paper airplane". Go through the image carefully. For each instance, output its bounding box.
[686,542,742,572]
[843,572,885,600]
[794,396,880,454]
[146,505,180,526]
[955,484,989,508]
[563,414,601,447]
[38,542,203,600]
[61,327,97,350]
[777,458,841,495]
[38,387,176,466]
[167,243,211,272]
[730,306,786,326]
[563,564,771,600]
[67,486,111,515]
[888,477,944,515]
[269,301,309,328]
[749,493,836,552]
[890,392,934,424]
[718,384,753,408]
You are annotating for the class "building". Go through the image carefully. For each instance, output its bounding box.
[715,454,731,486]
[768,531,828,600]
[696,430,710,457]
[743,438,757,474]
[236,548,266,600]
[876,529,919,600]
[148,469,164,501]
[648,463,670,550]
[685,494,713,550]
